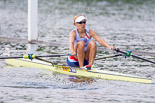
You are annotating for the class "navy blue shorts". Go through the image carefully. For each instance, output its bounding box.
[67,56,88,67]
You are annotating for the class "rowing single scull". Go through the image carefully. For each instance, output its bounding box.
[5,58,152,84]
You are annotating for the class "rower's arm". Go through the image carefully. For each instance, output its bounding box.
[89,30,112,50]
[69,31,76,54]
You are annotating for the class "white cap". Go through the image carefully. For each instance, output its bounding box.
[75,16,86,23]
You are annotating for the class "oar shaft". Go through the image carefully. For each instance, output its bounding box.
[115,49,155,64]
[132,55,155,64]
[95,54,122,60]
[0,56,22,59]
[0,54,68,59]
[36,54,68,58]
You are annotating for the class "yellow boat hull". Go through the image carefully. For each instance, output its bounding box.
[5,59,152,84]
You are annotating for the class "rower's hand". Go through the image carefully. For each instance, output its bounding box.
[70,50,77,56]
[110,46,115,51]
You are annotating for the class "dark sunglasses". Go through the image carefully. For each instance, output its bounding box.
[77,21,86,24]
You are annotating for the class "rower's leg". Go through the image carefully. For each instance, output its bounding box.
[85,41,96,65]
[74,41,85,67]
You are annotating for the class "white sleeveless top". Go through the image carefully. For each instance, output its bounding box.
[74,28,91,51]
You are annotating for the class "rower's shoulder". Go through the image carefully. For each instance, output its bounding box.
[69,29,76,37]
[70,29,76,34]
[89,29,96,33]
[88,29,97,36]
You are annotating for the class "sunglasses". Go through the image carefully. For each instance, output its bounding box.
[77,21,86,24]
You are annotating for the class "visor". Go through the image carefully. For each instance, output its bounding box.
[75,16,86,23]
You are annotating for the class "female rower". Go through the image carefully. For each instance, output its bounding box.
[67,14,115,69]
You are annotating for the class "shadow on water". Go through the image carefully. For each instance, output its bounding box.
[1,65,97,90]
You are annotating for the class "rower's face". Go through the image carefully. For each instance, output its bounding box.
[76,19,86,30]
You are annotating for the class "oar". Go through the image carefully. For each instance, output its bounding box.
[95,54,122,60]
[34,54,123,65]
[115,48,155,64]
[0,54,69,59]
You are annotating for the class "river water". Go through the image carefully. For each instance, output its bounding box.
[0,0,155,103]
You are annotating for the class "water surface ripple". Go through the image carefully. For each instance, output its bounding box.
[0,0,155,103]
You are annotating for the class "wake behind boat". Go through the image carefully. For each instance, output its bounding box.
[5,58,152,84]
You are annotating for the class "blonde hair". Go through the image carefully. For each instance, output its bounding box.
[73,14,86,25]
